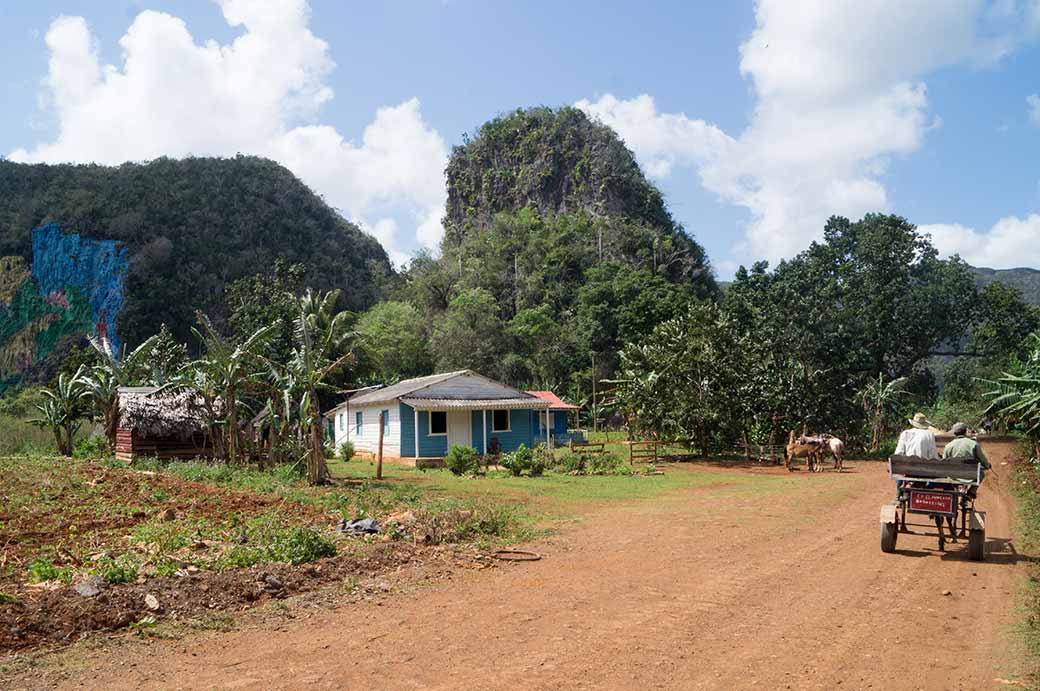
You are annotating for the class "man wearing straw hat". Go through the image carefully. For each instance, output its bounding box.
[895,412,940,460]
[892,412,939,502]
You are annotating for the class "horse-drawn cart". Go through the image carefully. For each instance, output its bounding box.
[879,455,985,560]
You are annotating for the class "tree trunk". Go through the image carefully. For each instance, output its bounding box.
[306,397,328,485]
[227,388,239,465]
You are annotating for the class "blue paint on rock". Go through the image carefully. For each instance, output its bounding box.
[31,224,128,352]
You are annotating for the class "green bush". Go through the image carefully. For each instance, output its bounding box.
[339,440,355,462]
[26,556,72,584]
[268,527,337,565]
[73,435,112,460]
[96,553,139,584]
[550,449,630,476]
[551,449,588,474]
[444,445,479,476]
[501,444,533,476]
[588,453,631,476]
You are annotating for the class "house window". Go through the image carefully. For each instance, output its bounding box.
[382,409,390,435]
[338,413,344,431]
[429,411,447,435]
[492,409,510,432]
[356,411,363,436]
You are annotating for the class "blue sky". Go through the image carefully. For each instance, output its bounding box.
[2,1,1039,276]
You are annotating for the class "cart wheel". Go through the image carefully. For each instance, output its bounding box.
[881,521,898,553]
[968,529,985,561]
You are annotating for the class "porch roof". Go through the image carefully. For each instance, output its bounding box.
[400,397,550,411]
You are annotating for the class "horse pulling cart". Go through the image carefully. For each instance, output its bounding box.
[879,455,985,560]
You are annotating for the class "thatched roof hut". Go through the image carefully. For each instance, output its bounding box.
[116,387,210,461]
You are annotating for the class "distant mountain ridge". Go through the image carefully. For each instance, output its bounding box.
[971,266,1040,305]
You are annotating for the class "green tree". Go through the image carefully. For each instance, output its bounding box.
[82,334,159,445]
[355,301,432,383]
[431,289,505,376]
[30,367,90,455]
[189,312,274,464]
[971,282,1040,361]
[613,303,747,453]
[290,289,356,484]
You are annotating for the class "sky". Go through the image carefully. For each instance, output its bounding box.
[2,0,1040,278]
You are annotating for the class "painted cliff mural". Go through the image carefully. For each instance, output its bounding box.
[0,224,128,392]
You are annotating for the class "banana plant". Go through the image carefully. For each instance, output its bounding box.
[189,311,274,465]
[859,373,909,451]
[984,333,1040,459]
[291,289,356,484]
[30,366,91,456]
[83,334,159,446]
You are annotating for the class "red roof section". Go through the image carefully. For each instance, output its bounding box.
[525,390,580,410]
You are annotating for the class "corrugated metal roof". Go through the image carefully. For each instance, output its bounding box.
[525,390,580,410]
[400,397,550,411]
[339,370,542,409]
[339,370,469,408]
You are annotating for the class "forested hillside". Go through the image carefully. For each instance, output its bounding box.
[972,266,1040,305]
[0,157,391,350]
[390,106,717,397]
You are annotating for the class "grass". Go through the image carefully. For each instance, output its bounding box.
[0,415,56,455]
[328,455,788,518]
[1010,446,1040,682]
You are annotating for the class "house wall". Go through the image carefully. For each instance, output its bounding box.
[532,411,569,438]
[333,403,400,456]
[332,399,546,458]
[473,409,536,453]
[399,403,450,458]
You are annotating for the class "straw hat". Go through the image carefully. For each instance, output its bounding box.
[908,412,935,430]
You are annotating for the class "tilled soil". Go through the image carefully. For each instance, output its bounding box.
[5,440,1030,690]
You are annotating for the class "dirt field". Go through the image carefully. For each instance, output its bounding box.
[5,439,1031,690]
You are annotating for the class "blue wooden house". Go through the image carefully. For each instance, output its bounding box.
[328,371,570,463]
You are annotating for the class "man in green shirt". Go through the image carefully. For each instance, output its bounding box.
[942,423,991,469]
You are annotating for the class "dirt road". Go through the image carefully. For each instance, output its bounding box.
[10,440,1030,690]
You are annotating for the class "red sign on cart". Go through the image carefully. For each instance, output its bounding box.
[909,490,955,514]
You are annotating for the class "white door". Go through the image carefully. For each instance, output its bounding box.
[447,410,472,449]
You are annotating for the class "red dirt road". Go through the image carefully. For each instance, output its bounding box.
[8,440,1030,690]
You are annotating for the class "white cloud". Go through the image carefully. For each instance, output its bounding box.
[1028,93,1040,126]
[579,0,1040,266]
[920,215,1040,268]
[9,0,447,266]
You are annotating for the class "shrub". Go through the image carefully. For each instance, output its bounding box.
[444,445,479,475]
[96,553,139,584]
[339,440,355,462]
[73,435,112,460]
[268,527,337,564]
[501,444,533,476]
[588,453,630,476]
[27,556,72,584]
[552,449,587,474]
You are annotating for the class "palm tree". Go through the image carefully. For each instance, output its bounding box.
[190,311,274,464]
[291,289,355,484]
[985,333,1040,459]
[82,335,159,446]
[859,373,909,451]
[31,367,91,455]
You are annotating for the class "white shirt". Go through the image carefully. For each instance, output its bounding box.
[894,428,938,460]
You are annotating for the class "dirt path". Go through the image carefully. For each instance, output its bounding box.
[8,440,1030,690]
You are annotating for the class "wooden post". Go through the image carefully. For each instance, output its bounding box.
[482,409,487,454]
[591,353,597,437]
[545,410,550,450]
[376,410,384,480]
